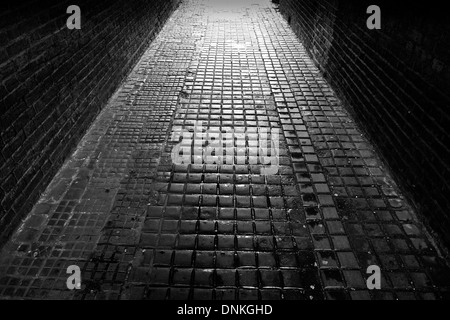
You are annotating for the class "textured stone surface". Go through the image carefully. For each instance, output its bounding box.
[279,0,450,251]
[0,0,181,243]
[0,0,449,300]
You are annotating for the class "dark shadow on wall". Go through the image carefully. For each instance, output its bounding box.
[279,0,450,254]
[0,0,181,246]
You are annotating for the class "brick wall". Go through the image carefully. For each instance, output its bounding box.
[0,0,180,244]
[279,0,450,249]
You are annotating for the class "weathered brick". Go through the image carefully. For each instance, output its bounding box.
[0,0,181,243]
[279,0,450,250]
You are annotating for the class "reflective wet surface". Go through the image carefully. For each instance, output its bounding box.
[0,0,449,300]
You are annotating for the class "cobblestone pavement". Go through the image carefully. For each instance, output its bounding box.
[1,0,450,300]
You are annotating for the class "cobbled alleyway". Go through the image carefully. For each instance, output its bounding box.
[1,0,450,300]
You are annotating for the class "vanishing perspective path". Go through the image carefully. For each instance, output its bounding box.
[1,0,449,300]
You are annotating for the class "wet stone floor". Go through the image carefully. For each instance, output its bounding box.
[1,0,450,300]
